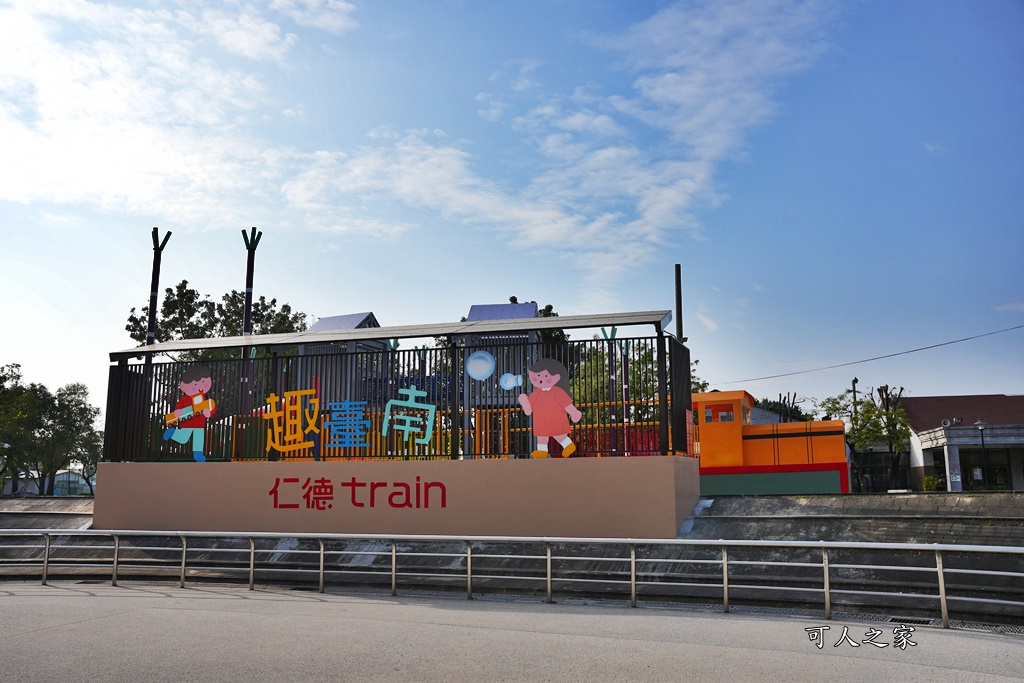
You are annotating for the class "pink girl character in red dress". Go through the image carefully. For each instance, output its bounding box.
[516,358,583,458]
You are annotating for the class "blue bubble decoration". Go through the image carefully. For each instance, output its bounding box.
[499,373,524,390]
[466,350,496,381]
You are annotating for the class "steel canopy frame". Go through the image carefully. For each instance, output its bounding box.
[109,310,674,361]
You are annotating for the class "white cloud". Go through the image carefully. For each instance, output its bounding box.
[994,302,1024,313]
[271,0,359,34]
[198,10,298,62]
[0,2,291,223]
[697,312,719,332]
[0,0,838,297]
[475,93,506,122]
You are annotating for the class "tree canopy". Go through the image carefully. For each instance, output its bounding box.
[126,279,308,360]
[0,364,101,495]
[817,384,912,490]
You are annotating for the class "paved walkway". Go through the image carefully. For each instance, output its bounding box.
[0,582,1020,682]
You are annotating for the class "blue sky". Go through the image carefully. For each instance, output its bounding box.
[1,0,1022,416]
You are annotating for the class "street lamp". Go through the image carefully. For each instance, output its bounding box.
[974,419,988,491]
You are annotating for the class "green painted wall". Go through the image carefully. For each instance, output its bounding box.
[700,470,843,496]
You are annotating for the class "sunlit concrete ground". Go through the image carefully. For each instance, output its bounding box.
[0,582,1020,682]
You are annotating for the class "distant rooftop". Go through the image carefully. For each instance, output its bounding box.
[902,395,1024,432]
[466,302,538,322]
[308,312,380,332]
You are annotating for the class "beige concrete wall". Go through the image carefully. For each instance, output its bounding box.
[94,457,700,539]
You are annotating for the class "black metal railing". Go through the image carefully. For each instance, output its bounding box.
[105,337,692,462]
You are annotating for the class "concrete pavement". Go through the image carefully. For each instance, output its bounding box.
[0,582,1020,682]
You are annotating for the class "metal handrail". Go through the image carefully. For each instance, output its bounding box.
[2,529,1021,630]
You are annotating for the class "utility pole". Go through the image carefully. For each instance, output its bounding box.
[851,377,859,425]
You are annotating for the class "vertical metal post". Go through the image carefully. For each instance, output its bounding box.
[241,227,262,343]
[112,535,120,586]
[935,549,949,628]
[145,228,172,347]
[179,536,187,588]
[466,543,473,600]
[674,263,685,341]
[391,542,398,596]
[144,228,171,455]
[41,534,50,586]
[656,333,669,455]
[822,547,831,620]
[319,540,325,594]
[629,545,637,608]
[240,228,262,451]
[448,337,460,459]
[722,546,729,613]
[545,543,553,604]
[248,537,255,590]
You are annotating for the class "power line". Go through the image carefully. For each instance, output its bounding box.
[715,324,1024,385]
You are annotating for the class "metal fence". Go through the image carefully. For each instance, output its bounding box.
[1,529,1021,629]
[105,336,692,462]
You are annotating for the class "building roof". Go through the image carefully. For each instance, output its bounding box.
[466,303,538,321]
[692,390,756,406]
[308,312,379,332]
[901,395,1024,433]
[111,310,674,360]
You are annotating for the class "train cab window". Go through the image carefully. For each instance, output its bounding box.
[704,404,734,423]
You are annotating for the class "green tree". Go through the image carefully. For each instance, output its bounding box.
[0,367,102,496]
[868,385,912,488]
[0,364,33,492]
[126,279,308,360]
[817,384,912,490]
[690,360,709,393]
[571,339,661,425]
[71,428,103,496]
[25,383,100,496]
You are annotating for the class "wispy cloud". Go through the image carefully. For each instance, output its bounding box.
[697,312,720,332]
[0,0,838,302]
[272,0,359,34]
[994,301,1024,313]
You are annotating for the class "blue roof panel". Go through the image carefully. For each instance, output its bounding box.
[309,312,379,331]
[466,303,538,322]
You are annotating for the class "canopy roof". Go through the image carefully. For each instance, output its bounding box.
[110,310,674,361]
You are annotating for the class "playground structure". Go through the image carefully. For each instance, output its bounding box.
[98,310,699,538]
[693,390,849,494]
[104,311,693,463]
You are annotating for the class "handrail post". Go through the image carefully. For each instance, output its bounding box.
[319,539,325,594]
[112,535,120,586]
[721,545,729,613]
[179,536,187,588]
[822,547,831,620]
[41,533,50,586]
[935,549,949,628]
[248,537,255,590]
[391,542,397,596]
[545,543,553,604]
[466,542,473,600]
[629,544,637,608]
